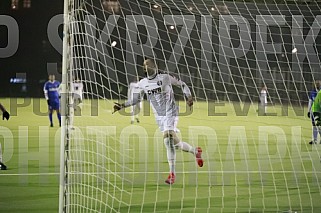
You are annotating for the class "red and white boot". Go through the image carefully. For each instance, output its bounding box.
[165,172,176,184]
[195,147,203,167]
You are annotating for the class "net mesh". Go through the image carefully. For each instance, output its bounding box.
[61,0,321,212]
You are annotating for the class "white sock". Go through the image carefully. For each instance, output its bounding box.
[164,137,176,174]
[175,141,195,155]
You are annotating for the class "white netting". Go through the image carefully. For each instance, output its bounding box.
[60,0,321,212]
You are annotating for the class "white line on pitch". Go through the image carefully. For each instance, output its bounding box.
[1,170,321,176]
[0,172,59,176]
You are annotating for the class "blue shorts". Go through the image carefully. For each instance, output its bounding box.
[49,100,60,110]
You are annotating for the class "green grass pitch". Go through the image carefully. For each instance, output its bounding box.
[0,98,321,212]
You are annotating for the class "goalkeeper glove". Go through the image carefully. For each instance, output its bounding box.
[2,111,9,120]
[308,112,311,118]
[113,102,125,114]
[186,96,193,109]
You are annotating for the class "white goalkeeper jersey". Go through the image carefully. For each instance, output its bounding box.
[73,81,84,100]
[125,73,191,117]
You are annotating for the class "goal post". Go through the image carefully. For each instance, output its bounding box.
[59,0,74,212]
[59,0,321,212]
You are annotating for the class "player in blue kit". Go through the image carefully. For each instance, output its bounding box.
[308,80,321,144]
[44,74,61,127]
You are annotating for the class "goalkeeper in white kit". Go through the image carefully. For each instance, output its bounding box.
[113,58,203,184]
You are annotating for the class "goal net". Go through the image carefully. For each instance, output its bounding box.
[59,0,321,212]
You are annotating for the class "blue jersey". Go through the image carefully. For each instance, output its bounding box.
[309,89,318,102]
[44,80,60,101]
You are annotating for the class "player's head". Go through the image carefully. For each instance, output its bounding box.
[143,58,157,79]
[314,80,321,90]
[49,74,55,82]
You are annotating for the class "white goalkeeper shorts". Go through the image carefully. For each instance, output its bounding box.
[156,116,179,132]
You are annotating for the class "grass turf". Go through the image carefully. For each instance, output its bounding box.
[0,98,321,212]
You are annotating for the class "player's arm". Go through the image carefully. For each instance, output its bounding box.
[113,89,144,113]
[43,83,50,105]
[0,103,10,120]
[169,75,193,107]
[57,82,62,98]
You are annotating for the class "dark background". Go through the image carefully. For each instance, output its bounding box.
[1,0,321,106]
[0,0,63,97]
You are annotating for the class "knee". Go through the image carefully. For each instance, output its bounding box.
[163,132,174,147]
[163,131,174,139]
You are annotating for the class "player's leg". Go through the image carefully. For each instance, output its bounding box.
[172,117,193,152]
[312,126,318,143]
[162,116,203,184]
[173,133,203,167]
[309,115,318,144]
[73,97,80,112]
[57,109,61,127]
[260,102,267,115]
[315,112,321,143]
[258,102,266,116]
[0,161,7,170]
[175,138,195,154]
[53,101,61,127]
[74,95,83,112]
[71,98,82,129]
[0,143,7,170]
[78,98,83,114]
[163,129,176,184]
[47,99,54,126]
[170,116,203,167]
[158,116,177,183]
[130,105,135,124]
[135,102,142,123]
[311,112,321,144]
[48,106,54,127]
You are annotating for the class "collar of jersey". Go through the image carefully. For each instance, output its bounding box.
[147,73,157,80]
